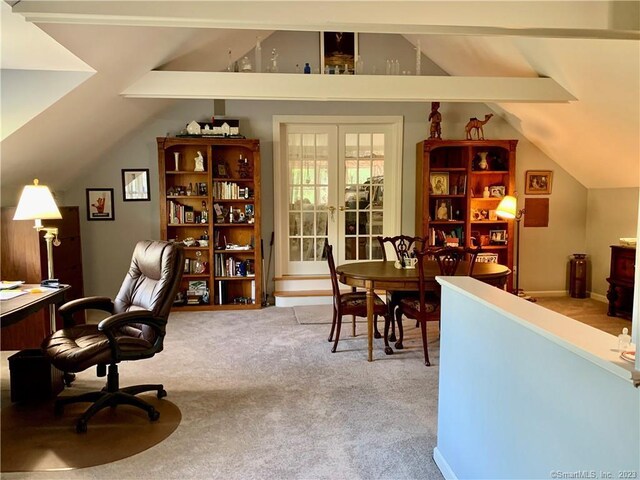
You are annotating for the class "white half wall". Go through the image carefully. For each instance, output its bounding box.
[435,277,639,479]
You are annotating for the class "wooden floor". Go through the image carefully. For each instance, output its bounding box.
[535,296,632,336]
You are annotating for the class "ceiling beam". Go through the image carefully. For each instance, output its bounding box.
[121,72,575,103]
[13,1,640,40]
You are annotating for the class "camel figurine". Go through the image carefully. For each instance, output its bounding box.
[465,114,494,140]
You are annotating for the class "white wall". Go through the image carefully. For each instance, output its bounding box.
[435,277,639,479]
[586,187,640,298]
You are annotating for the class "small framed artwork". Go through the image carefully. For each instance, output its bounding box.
[321,32,357,74]
[489,209,498,221]
[430,172,449,195]
[489,185,506,198]
[434,199,452,221]
[185,211,195,223]
[489,229,507,244]
[86,188,115,221]
[525,170,553,195]
[121,168,150,201]
[216,163,228,178]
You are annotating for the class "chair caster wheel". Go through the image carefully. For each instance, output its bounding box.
[384,347,394,355]
[76,420,87,433]
[149,409,160,421]
[331,347,337,353]
[394,341,403,350]
[389,333,397,342]
[157,389,167,399]
[374,331,382,339]
[327,337,333,342]
[424,361,431,367]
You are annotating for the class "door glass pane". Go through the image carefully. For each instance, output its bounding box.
[302,238,314,261]
[287,131,334,266]
[342,131,385,260]
[316,212,328,235]
[316,238,327,260]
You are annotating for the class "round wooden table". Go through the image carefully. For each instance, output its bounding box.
[335,260,511,361]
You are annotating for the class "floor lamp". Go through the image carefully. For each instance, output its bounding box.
[13,179,62,332]
[496,195,528,298]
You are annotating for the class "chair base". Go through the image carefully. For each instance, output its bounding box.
[54,363,166,433]
[55,383,166,433]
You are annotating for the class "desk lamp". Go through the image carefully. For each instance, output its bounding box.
[13,179,62,282]
[496,195,527,298]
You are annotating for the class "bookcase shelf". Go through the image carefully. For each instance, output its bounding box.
[416,139,517,285]
[158,136,262,310]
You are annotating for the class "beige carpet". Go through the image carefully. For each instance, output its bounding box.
[1,393,181,472]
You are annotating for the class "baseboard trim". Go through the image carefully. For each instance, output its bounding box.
[433,447,457,480]
[275,296,333,307]
[527,290,568,297]
[589,292,608,303]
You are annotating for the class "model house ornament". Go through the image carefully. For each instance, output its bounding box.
[186,120,201,135]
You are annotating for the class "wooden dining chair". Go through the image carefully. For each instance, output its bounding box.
[325,244,390,353]
[395,245,480,366]
[376,235,426,343]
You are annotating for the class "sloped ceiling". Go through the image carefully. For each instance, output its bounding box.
[1,0,639,195]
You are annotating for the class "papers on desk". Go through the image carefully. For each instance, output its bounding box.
[0,281,25,290]
[0,290,28,301]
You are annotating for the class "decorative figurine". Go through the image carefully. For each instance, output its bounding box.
[477,151,489,170]
[465,113,494,140]
[237,154,251,178]
[428,102,442,140]
[194,151,205,172]
[186,120,201,135]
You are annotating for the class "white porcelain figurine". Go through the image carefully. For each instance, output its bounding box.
[194,151,205,172]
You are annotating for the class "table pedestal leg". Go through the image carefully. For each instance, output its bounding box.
[366,280,374,362]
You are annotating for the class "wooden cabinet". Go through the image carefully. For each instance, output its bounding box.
[606,245,635,319]
[415,139,517,285]
[1,206,85,349]
[157,137,262,310]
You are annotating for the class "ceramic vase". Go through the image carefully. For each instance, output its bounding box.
[174,152,180,171]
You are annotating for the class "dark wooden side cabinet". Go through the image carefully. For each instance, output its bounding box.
[1,206,85,350]
[606,245,635,320]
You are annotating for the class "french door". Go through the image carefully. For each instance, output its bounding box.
[274,116,403,276]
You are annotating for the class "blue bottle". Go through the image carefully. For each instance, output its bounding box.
[304,63,311,74]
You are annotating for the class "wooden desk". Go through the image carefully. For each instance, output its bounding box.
[336,261,510,361]
[1,285,70,329]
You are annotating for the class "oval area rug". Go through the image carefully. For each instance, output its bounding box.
[1,394,181,472]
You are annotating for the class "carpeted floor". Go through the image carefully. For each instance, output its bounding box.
[1,306,443,480]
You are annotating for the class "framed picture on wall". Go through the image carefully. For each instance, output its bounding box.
[121,168,150,201]
[86,188,115,221]
[321,32,357,74]
[525,170,553,195]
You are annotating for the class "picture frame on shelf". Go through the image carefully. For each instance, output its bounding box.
[525,170,553,194]
[434,199,452,221]
[122,169,150,201]
[321,32,357,74]
[86,188,115,221]
[489,229,507,244]
[489,185,506,198]
[430,172,449,195]
[216,163,229,178]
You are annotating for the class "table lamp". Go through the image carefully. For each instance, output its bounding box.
[496,195,527,298]
[13,179,62,281]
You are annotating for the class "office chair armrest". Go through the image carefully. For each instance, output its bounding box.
[59,296,115,328]
[98,311,166,361]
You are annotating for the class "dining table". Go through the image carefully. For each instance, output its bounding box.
[335,260,511,361]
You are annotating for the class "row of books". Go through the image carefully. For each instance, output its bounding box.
[428,226,464,247]
[168,200,202,224]
[212,182,253,200]
[213,254,255,277]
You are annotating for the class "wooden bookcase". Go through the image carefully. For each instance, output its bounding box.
[415,139,517,285]
[157,137,262,310]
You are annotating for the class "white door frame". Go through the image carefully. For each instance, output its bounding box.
[273,115,404,278]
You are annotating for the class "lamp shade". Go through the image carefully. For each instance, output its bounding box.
[496,195,518,219]
[13,179,62,221]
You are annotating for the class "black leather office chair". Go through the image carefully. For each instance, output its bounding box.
[41,240,184,432]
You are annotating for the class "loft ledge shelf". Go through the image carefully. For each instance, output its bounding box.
[122,72,575,103]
